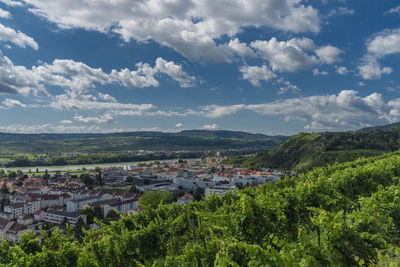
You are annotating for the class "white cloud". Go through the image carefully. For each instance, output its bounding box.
[0,52,45,95]
[358,29,400,80]
[60,120,72,124]
[239,65,276,86]
[276,79,301,95]
[186,90,399,131]
[0,23,38,50]
[98,93,117,103]
[175,122,184,129]
[386,5,400,15]
[358,60,392,80]
[2,98,25,108]
[0,0,23,7]
[154,57,195,88]
[250,37,341,73]
[0,8,11,18]
[0,123,101,133]
[326,7,354,18]
[74,113,114,124]
[358,81,366,87]
[312,68,328,76]
[315,45,342,64]
[228,39,255,58]
[202,123,219,130]
[18,0,320,62]
[367,29,400,57]
[335,66,348,75]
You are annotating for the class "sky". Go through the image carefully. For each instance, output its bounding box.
[0,0,399,135]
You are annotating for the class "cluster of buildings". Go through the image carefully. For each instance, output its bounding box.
[0,156,283,242]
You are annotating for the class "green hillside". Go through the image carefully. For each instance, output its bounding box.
[235,126,400,171]
[3,151,400,265]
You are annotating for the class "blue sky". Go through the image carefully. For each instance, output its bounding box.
[0,0,399,135]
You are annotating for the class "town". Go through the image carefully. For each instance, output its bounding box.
[0,154,285,242]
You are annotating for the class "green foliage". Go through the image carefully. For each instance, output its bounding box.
[3,151,400,265]
[138,190,173,209]
[239,127,400,171]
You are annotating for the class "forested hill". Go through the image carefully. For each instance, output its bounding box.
[233,124,400,171]
[0,130,289,154]
[3,151,400,265]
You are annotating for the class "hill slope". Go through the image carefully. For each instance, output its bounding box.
[2,151,400,265]
[0,130,289,154]
[235,125,400,171]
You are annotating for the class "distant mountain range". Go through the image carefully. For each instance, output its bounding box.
[232,123,400,171]
[0,130,290,154]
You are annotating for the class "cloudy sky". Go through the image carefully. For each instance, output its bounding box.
[0,0,399,135]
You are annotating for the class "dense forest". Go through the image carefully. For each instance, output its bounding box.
[2,150,400,265]
[234,126,400,171]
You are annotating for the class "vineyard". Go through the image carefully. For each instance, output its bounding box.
[3,151,400,266]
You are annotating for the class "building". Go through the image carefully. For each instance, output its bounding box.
[0,217,28,242]
[66,196,102,212]
[4,203,24,218]
[43,210,87,226]
[17,214,33,225]
[103,198,138,217]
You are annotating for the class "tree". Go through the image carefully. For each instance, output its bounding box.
[80,173,94,189]
[94,167,104,185]
[74,217,86,242]
[106,209,120,220]
[129,185,139,193]
[138,190,173,209]
[126,176,134,184]
[7,171,17,179]
[193,187,205,201]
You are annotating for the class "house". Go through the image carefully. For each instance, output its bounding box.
[4,203,24,218]
[103,198,139,217]
[66,196,102,212]
[34,210,44,221]
[17,214,33,225]
[43,210,87,226]
[178,193,193,205]
[0,217,28,242]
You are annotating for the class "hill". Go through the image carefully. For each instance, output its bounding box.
[0,130,289,155]
[2,150,400,265]
[234,125,400,171]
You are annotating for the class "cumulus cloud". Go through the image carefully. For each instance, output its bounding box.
[358,61,392,80]
[202,123,219,130]
[312,68,328,76]
[335,66,348,75]
[239,65,276,86]
[0,0,23,6]
[175,122,184,129]
[0,52,45,95]
[98,93,117,103]
[17,0,320,62]
[74,113,114,124]
[0,8,11,18]
[154,57,195,87]
[326,7,354,18]
[386,5,400,15]
[60,120,73,124]
[250,37,341,73]
[0,53,193,101]
[2,98,25,108]
[315,45,342,64]
[358,29,400,80]
[0,23,38,50]
[182,90,400,131]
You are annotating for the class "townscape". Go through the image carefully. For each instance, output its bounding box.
[0,154,284,242]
